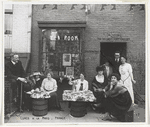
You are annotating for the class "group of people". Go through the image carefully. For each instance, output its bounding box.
[90,51,136,121]
[67,51,136,122]
[5,51,136,122]
[5,53,63,111]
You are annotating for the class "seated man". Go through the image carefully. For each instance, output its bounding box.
[41,71,63,111]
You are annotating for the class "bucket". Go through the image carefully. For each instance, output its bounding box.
[70,102,87,117]
[32,98,48,116]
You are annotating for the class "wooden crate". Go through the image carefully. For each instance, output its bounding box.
[125,104,145,122]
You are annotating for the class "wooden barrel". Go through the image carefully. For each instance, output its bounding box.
[32,98,48,116]
[70,102,87,117]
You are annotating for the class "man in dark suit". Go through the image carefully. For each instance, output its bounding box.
[5,53,27,111]
[111,51,122,75]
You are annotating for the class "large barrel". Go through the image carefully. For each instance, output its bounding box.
[32,98,48,116]
[70,102,87,117]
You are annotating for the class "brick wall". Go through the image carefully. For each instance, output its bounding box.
[31,4,145,94]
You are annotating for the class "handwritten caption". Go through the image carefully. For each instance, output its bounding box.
[20,116,66,120]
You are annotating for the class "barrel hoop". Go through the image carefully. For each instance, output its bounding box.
[70,110,86,117]
[32,109,48,116]
[32,105,48,110]
[32,99,48,105]
[32,108,48,111]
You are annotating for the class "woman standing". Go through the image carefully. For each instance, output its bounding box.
[119,56,136,103]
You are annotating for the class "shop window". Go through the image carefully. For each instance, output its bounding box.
[4,4,13,51]
[40,28,82,78]
[4,13,13,35]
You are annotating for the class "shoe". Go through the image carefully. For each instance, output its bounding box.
[102,115,112,121]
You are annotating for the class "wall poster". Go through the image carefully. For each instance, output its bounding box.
[62,53,71,66]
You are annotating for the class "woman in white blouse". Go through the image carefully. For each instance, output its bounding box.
[119,56,136,104]
[41,71,63,111]
[69,73,89,91]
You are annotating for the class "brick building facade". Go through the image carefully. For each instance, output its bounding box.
[30,4,145,95]
[4,4,145,95]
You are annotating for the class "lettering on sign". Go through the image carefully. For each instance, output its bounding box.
[64,35,79,41]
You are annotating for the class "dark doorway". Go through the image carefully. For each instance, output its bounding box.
[100,42,127,65]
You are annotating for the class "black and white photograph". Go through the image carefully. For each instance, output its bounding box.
[3,2,147,125]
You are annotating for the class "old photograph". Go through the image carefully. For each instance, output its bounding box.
[3,3,146,124]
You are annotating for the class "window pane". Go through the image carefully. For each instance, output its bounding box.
[41,28,82,78]
[4,14,12,34]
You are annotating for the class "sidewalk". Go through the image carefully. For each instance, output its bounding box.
[4,101,145,124]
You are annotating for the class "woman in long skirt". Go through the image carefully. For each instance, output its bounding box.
[119,56,136,103]
[98,73,132,122]
[91,66,108,112]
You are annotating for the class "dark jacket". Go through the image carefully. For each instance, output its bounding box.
[5,60,26,80]
[104,83,127,97]
[111,58,122,75]
[92,75,108,90]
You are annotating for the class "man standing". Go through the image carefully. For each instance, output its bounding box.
[5,53,27,111]
[111,51,122,75]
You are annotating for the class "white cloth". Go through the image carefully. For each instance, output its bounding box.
[96,75,104,83]
[119,63,134,103]
[41,78,57,92]
[11,60,16,65]
[75,79,89,91]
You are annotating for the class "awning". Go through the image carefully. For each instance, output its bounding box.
[38,21,86,28]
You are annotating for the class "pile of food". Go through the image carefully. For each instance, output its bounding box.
[63,90,96,102]
[26,88,51,99]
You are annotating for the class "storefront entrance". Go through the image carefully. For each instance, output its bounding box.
[100,42,127,65]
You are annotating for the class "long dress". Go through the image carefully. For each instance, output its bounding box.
[92,75,108,105]
[100,83,132,122]
[119,63,134,103]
